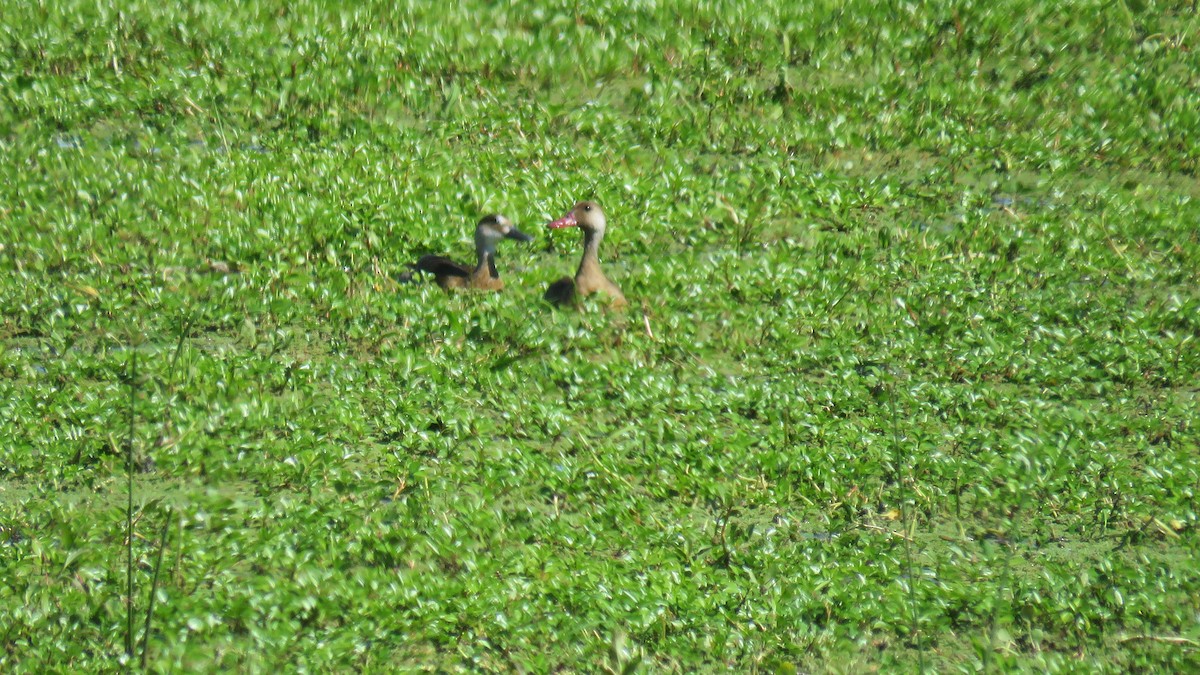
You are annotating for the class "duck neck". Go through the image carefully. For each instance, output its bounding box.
[577,229,604,279]
[475,246,498,278]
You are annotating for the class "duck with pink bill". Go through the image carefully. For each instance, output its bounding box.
[543,201,628,308]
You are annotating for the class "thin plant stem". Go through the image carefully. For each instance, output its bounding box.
[141,507,172,669]
[125,351,138,659]
[166,312,194,385]
[882,233,925,672]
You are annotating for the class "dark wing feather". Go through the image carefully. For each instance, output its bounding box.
[413,255,471,278]
[543,276,576,305]
[487,253,498,279]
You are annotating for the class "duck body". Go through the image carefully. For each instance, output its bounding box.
[413,253,501,291]
[544,201,627,308]
[411,215,531,291]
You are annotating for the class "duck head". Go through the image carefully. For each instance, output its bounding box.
[547,201,606,237]
[475,214,533,253]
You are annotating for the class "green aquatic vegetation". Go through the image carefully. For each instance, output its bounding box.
[2,0,1200,671]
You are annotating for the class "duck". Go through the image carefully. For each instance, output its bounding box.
[411,214,533,291]
[543,201,628,308]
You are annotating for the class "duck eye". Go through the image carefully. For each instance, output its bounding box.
[583,205,592,212]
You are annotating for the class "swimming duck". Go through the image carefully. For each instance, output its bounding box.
[543,201,627,308]
[412,214,533,291]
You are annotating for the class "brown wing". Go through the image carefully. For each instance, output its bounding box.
[543,276,576,305]
[412,255,471,278]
